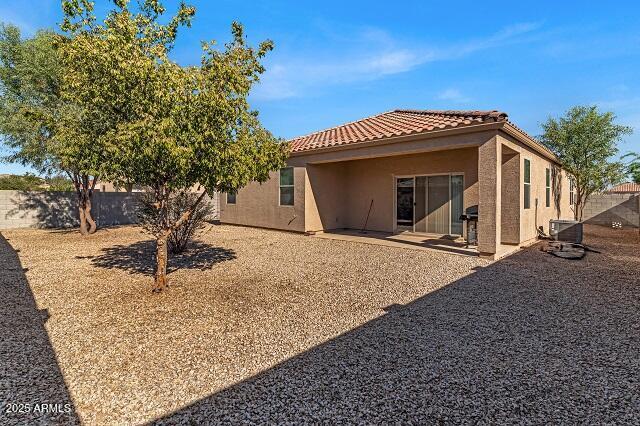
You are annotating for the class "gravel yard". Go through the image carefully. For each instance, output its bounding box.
[1,224,638,424]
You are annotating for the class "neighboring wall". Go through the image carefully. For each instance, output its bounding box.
[0,191,142,229]
[583,193,639,227]
[0,191,220,230]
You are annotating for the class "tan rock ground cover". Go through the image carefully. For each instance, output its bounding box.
[0,224,638,424]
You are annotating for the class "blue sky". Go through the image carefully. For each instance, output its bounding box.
[2,0,640,175]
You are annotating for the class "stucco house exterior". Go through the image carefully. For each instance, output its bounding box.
[220,110,574,257]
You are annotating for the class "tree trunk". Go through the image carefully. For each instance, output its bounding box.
[85,196,97,234]
[150,188,208,293]
[70,172,99,236]
[77,191,97,235]
[79,203,88,235]
[154,233,169,292]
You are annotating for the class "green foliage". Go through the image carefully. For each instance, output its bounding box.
[45,175,75,191]
[59,1,287,196]
[539,105,632,220]
[0,24,62,174]
[622,152,640,184]
[0,173,44,190]
[0,22,105,234]
[137,190,214,253]
[0,173,73,191]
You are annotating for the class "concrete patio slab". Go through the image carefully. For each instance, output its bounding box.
[312,229,480,256]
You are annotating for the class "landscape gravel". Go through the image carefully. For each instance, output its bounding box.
[0,224,638,424]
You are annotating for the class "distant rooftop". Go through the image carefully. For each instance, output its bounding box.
[606,182,640,193]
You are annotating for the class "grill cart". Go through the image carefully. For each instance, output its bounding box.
[459,205,478,248]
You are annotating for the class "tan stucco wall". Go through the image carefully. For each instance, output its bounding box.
[501,148,521,244]
[221,130,494,233]
[219,166,306,232]
[310,147,479,233]
[305,162,348,231]
[477,135,502,254]
[497,133,573,243]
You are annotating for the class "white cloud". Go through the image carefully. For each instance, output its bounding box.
[253,22,543,101]
[437,88,471,104]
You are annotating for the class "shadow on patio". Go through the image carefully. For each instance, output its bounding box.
[313,229,478,256]
[0,234,79,425]
[154,227,639,424]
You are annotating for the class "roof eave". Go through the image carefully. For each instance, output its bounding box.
[288,119,560,164]
[289,121,504,157]
[501,123,559,163]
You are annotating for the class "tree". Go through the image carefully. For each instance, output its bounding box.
[137,190,214,254]
[61,0,288,292]
[539,106,632,220]
[0,23,105,235]
[622,152,640,184]
[45,175,75,191]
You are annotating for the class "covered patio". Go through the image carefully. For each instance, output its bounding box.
[301,133,525,258]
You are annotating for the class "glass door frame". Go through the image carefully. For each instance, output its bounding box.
[395,176,415,232]
[393,172,465,235]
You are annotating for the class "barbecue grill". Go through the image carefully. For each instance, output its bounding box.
[459,205,478,247]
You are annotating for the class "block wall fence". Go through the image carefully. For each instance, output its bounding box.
[0,190,219,230]
[582,193,639,228]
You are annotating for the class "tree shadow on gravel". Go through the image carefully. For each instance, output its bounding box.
[0,234,79,425]
[152,226,640,424]
[89,240,236,276]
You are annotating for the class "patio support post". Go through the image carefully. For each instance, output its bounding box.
[478,136,502,256]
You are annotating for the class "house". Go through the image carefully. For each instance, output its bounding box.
[605,182,640,194]
[220,110,574,258]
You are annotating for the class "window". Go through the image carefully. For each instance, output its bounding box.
[545,167,551,208]
[227,190,237,205]
[279,167,294,206]
[524,159,531,209]
[569,177,576,206]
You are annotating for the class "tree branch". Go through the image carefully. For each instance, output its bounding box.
[167,189,207,234]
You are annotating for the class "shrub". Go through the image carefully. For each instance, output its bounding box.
[138,191,214,254]
[0,173,44,190]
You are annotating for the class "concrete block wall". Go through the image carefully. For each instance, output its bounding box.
[0,190,220,230]
[583,193,639,227]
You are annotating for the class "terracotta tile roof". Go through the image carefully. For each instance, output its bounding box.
[606,182,640,193]
[289,109,509,153]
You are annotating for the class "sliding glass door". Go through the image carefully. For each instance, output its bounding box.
[396,178,414,230]
[395,174,464,235]
[450,175,464,235]
[426,175,450,234]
